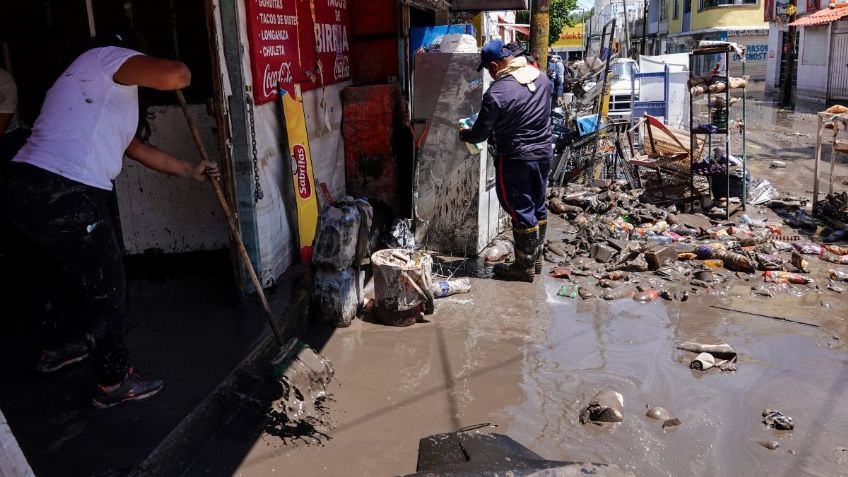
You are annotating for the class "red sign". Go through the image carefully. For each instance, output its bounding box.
[243,0,351,105]
[292,144,312,199]
[807,0,819,13]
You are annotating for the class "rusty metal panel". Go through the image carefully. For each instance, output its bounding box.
[830,33,848,100]
[341,83,407,211]
[349,0,400,84]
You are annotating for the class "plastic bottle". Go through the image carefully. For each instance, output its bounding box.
[830,270,848,282]
[764,271,814,285]
[645,234,673,245]
[431,278,472,298]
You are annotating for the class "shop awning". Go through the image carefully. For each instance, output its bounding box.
[498,16,530,36]
[790,6,848,27]
[450,0,528,11]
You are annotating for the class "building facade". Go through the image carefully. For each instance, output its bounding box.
[663,0,769,79]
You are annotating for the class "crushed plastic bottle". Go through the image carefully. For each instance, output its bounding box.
[763,271,814,285]
[830,270,848,282]
[431,278,472,298]
[645,234,673,244]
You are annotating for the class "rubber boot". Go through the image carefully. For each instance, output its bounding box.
[493,226,539,282]
[535,220,547,275]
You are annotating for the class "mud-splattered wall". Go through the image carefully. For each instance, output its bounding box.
[114,104,229,255]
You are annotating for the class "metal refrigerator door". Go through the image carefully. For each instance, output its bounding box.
[412,52,490,255]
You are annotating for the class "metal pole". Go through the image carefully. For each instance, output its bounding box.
[622,0,631,56]
[781,1,796,106]
[531,0,551,68]
[742,55,747,211]
[641,0,648,56]
[84,0,97,38]
[813,113,823,210]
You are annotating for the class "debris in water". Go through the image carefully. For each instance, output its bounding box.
[580,389,624,425]
[762,409,794,430]
[662,418,682,429]
[645,406,669,420]
[677,342,738,372]
[758,440,780,450]
[266,339,336,444]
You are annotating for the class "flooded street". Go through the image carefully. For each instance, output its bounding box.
[190,93,848,477]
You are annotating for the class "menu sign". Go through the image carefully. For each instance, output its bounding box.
[243,0,351,105]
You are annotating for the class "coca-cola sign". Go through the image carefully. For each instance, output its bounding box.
[291,144,312,199]
[244,0,351,105]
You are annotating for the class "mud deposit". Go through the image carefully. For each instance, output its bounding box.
[207,91,848,477]
[265,340,336,445]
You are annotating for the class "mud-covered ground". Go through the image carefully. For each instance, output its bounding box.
[189,91,848,477]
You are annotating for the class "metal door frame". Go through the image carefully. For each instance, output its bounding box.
[828,22,848,101]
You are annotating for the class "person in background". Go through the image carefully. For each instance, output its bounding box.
[505,42,538,69]
[460,40,553,282]
[547,55,562,106]
[3,31,219,408]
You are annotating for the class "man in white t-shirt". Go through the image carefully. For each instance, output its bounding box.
[0,67,16,142]
[4,32,219,409]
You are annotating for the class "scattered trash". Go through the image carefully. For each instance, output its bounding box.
[677,342,738,372]
[550,266,572,278]
[580,389,624,425]
[792,241,823,255]
[830,270,848,282]
[758,440,781,450]
[763,271,814,285]
[790,251,810,273]
[770,160,787,169]
[482,238,514,263]
[762,409,794,430]
[557,284,580,298]
[662,418,682,429]
[646,406,669,420]
[430,278,471,298]
[828,280,845,293]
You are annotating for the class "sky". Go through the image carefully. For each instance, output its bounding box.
[576,0,596,11]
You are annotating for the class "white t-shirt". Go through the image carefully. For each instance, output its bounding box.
[13,47,143,190]
[0,67,17,131]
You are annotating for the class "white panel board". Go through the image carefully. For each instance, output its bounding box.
[115,104,229,255]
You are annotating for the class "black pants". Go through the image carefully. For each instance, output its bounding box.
[495,157,551,230]
[4,162,128,385]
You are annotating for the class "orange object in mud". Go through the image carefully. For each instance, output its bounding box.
[766,224,782,235]
[703,259,724,268]
[824,244,848,256]
[603,270,629,280]
[678,252,698,260]
[763,271,814,285]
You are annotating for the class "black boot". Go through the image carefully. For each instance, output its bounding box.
[494,226,539,282]
[535,220,547,275]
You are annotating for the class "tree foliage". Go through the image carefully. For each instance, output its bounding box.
[515,0,579,45]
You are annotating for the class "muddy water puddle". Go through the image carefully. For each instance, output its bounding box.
[236,268,848,476]
[504,278,848,476]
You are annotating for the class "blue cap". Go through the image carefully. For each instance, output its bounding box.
[477,39,512,72]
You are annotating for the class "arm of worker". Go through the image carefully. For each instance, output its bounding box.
[125,138,219,182]
[113,55,191,91]
[459,93,499,145]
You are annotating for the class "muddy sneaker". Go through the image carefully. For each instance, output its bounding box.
[93,368,164,409]
[36,341,90,374]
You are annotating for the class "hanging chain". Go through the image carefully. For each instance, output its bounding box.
[246,96,264,203]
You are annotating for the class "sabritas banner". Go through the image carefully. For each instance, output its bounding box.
[244,0,351,105]
[552,24,584,49]
[280,87,319,263]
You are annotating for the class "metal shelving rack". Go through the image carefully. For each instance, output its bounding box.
[688,45,747,219]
